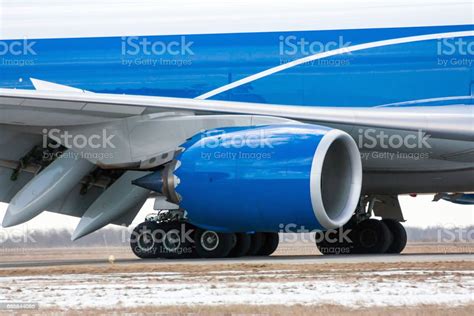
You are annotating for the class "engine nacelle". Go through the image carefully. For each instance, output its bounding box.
[135,124,362,232]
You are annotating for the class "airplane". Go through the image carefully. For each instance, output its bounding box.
[0,0,472,259]
[433,193,474,205]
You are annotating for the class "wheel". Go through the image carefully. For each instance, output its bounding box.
[382,219,407,254]
[158,222,197,259]
[195,228,235,258]
[130,221,196,259]
[353,219,393,254]
[315,224,356,255]
[130,221,160,259]
[257,233,279,256]
[228,233,251,257]
[246,232,266,256]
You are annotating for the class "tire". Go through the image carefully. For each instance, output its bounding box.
[353,219,393,254]
[130,221,196,259]
[315,224,357,255]
[246,232,266,256]
[382,219,407,254]
[257,233,279,256]
[228,233,251,257]
[130,221,161,259]
[157,222,197,259]
[195,228,235,258]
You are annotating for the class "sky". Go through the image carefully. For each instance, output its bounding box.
[0,195,473,234]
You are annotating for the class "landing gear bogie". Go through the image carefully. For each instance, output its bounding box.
[315,218,407,255]
[130,218,281,259]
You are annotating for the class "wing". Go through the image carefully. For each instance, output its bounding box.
[0,87,472,239]
[1,88,472,141]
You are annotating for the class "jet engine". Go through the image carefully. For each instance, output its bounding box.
[134,124,362,232]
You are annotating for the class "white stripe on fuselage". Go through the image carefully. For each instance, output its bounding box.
[375,96,473,108]
[0,0,472,40]
[197,31,474,100]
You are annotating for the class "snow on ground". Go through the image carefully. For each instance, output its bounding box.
[0,269,473,309]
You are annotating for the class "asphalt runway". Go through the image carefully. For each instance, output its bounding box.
[1,253,472,269]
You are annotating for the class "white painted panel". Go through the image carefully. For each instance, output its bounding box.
[0,0,471,40]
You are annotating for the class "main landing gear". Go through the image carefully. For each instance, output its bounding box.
[315,196,407,255]
[130,213,280,259]
[315,218,407,255]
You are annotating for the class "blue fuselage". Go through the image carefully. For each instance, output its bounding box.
[1,25,473,107]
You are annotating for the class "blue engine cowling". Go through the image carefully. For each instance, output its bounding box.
[136,124,362,232]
